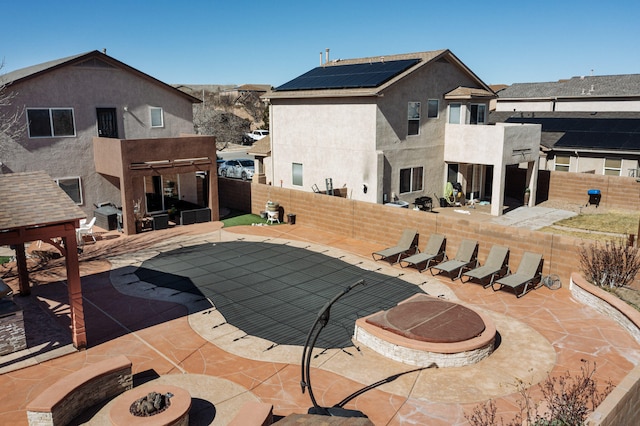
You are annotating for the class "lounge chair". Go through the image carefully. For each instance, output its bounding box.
[430,239,478,280]
[372,229,419,264]
[492,252,543,298]
[461,245,510,287]
[400,234,446,272]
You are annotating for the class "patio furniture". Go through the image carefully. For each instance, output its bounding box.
[267,210,280,224]
[400,233,446,272]
[492,252,543,298]
[429,239,478,280]
[461,245,510,287]
[76,217,96,243]
[372,229,419,264]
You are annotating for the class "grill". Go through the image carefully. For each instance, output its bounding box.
[413,196,433,211]
[94,203,122,231]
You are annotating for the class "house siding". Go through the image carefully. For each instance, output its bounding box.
[270,99,378,201]
[2,60,195,218]
[269,55,492,206]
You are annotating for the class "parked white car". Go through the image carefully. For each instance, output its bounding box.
[218,159,255,180]
[241,129,269,145]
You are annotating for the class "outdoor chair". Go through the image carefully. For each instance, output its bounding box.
[429,239,478,280]
[461,245,510,287]
[76,217,96,244]
[372,229,419,264]
[491,252,543,298]
[400,233,446,272]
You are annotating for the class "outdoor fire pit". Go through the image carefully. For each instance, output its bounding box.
[110,384,191,426]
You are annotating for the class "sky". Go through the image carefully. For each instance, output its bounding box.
[3,0,639,88]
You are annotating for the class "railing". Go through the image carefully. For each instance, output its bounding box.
[628,168,640,177]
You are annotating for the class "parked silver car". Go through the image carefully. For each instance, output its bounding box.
[218,159,255,180]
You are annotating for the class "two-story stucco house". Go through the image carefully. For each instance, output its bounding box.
[0,50,219,234]
[492,74,640,177]
[264,49,541,216]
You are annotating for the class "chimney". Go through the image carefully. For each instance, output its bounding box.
[325,48,330,64]
[320,52,323,66]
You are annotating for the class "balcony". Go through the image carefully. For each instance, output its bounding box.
[444,122,541,166]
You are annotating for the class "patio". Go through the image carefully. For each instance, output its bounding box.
[0,221,638,424]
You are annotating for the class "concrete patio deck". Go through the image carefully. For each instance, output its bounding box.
[0,221,638,425]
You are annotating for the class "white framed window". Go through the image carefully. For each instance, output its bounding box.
[407,101,420,135]
[399,167,423,193]
[448,103,461,124]
[55,177,83,205]
[150,107,164,128]
[27,108,76,138]
[555,155,570,172]
[292,163,303,186]
[604,158,622,176]
[427,99,439,118]
[468,104,486,125]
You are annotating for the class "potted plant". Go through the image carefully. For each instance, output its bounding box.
[524,188,531,206]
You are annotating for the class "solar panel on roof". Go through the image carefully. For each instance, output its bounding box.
[275,58,420,91]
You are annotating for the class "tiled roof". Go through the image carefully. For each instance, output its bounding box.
[248,135,271,156]
[0,171,85,230]
[497,74,640,99]
[445,86,496,99]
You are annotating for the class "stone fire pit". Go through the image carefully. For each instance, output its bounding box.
[110,384,191,426]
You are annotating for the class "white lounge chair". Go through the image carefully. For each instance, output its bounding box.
[76,217,96,243]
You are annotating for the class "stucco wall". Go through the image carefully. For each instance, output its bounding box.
[495,101,554,112]
[548,155,639,176]
[495,99,640,112]
[270,99,378,202]
[2,60,195,219]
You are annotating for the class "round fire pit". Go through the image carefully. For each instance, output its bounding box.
[110,384,191,426]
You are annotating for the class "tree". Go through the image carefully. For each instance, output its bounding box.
[0,60,26,162]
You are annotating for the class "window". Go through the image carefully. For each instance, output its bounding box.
[427,99,439,118]
[55,177,83,205]
[27,108,75,137]
[469,104,486,125]
[292,163,303,186]
[604,158,622,176]
[399,167,423,193]
[407,102,420,135]
[150,107,164,128]
[555,155,570,172]
[448,103,461,124]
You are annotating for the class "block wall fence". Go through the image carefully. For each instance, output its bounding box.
[216,170,640,282]
[250,184,586,281]
[505,167,639,210]
[545,171,640,211]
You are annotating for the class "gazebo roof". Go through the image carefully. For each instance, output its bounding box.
[0,171,85,230]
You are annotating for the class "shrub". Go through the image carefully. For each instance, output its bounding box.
[579,238,640,289]
[465,360,613,426]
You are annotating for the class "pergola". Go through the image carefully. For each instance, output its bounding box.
[0,171,87,349]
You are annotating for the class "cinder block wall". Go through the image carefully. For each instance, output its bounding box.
[251,184,589,280]
[547,172,640,210]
